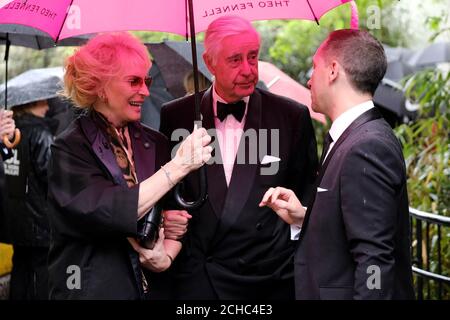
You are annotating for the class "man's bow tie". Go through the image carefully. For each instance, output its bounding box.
[217,100,246,122]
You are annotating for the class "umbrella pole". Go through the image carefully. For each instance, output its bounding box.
[173,0,208,210]
[4,34,8,111]
[188,0,201,122]
[2,33,21,148]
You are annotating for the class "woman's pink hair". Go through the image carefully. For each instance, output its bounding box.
[63,32,150,108]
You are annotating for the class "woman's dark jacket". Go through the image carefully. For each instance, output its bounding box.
[47,111,170,300]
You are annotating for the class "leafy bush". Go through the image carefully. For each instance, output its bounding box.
[395,67,450,299]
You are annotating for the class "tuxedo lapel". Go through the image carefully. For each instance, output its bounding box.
[213,90,262,243]
[200,88,228,218]
[298,107,383,242]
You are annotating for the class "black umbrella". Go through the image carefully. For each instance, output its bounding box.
[0,24,90,147]
[146,41,211,98]
[140,62,175,130]
[385,60,416,82]
[0,66,75,136]
[0,66,63,108]
[408,42,450,68]
[0,24,89,49]
[373,79,416,127]
[380,44,416,82]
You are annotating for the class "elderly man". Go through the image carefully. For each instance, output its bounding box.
[157,15,318,299]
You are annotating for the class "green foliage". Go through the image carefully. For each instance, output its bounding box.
[395,68,450,299]
[254,0,408,84]
[396,69,450,215]
[131,31,185,43]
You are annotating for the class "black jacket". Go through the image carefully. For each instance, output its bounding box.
[47,111,170,300]
[296,108,415,299]
[0,144,13,242]
[156,88,318,299]
[2,114,54,246]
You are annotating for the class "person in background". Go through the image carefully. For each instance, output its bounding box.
[157,15,318,299]
[47,32,212,299]
[183,70,211,96]
[260,29,415,300]
[3,100,54,300]
[0,109,16,244]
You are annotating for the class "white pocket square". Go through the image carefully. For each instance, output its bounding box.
[261,155,281,165]
[317,187,328,192]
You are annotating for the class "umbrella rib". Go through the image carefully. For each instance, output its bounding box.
[55,0,75,42]
[35,35,42,50]
[306,0,320,25]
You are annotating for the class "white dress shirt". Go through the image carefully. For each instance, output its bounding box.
[290,100,375,240]
[212,86,249,186]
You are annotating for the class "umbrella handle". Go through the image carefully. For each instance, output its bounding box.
[3,128,21,148]
[174,166,208,210]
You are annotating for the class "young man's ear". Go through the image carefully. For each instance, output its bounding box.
[329,61,339,82]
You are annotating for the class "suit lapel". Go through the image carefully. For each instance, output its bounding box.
[319,108,382,179]
[200,88,228,218]
[298,107,383,242]
[213,90,262,243]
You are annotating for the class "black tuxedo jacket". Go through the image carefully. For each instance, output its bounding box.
[157,87,318,299]
[295,108,415,300]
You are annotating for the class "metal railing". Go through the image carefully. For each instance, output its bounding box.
[409,207,450,300]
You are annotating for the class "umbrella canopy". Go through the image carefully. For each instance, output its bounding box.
[258,61,326,124]
[373,79,416,127]
[408,42,450,68]
[384,60,415,82]
[147,41,210,98]
[0,23,89,49]
[383,44,416,82]
[140,62,175,130]
[0,0,353,41]
[0,0,353,208]
[0,66,63,108]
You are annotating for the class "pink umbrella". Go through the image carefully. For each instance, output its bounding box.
[0,0,350,209]
[0,0,353,41]
[258,61,326,124]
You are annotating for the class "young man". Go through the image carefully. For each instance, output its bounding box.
[260,29,415,300]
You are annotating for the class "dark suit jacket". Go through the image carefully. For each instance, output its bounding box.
[47,111,169,299]
[295,108,415,300]
[157,87,318,299]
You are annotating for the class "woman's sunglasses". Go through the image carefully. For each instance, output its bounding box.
[128,76,153,89]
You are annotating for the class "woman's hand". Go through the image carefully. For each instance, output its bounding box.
[163,210,192,240]
[259,187,306,226]
[0,110,16,140]
[173,124,212,174]
[128,228,171,273]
